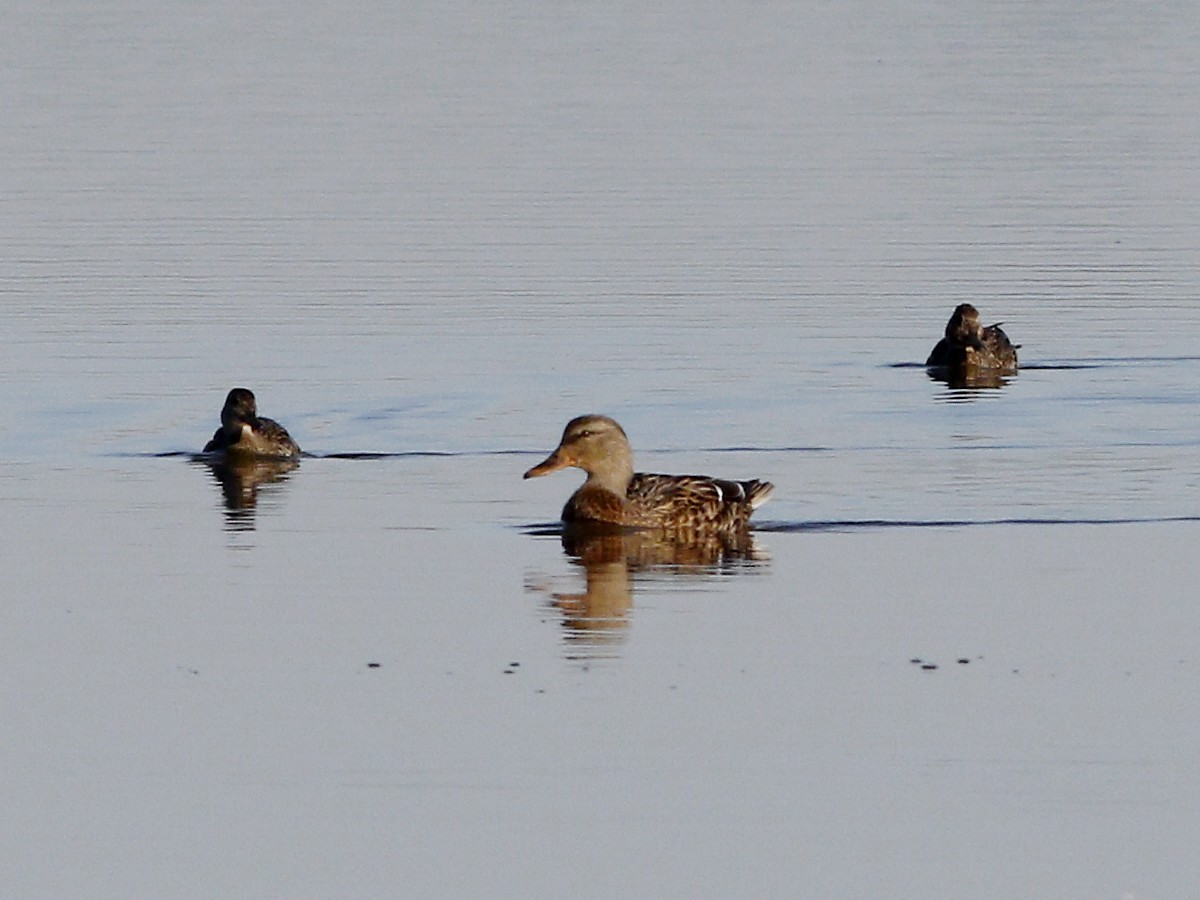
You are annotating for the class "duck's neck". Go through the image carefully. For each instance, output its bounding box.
[583,450,635,496]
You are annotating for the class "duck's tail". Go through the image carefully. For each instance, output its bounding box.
[743,480,775,510]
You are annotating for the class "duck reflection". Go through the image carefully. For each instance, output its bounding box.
[201,456,299,531]
[926,366,1014,391]
[533,524,768,659]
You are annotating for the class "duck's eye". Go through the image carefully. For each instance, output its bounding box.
[574,430,592,439]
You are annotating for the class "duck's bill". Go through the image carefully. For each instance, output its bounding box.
[524,449,570,479]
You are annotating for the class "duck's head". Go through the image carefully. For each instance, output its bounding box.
[524,415,635,489]
[946,303,984,345]
[220,388,262,432]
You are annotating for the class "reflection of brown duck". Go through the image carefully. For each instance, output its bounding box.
[926,304,1019,374]
[549,552,632,639]
[205,456,298,530]
[543,527,769,647]
[203,388,301,459]
[562,525,766,570]
[524,415,774,535]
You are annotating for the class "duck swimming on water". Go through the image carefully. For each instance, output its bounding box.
[203,388,301,459]
[926,303,1019,373]
[524,415,773,534]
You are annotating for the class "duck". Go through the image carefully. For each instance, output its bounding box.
[524,415,773,534]
[203,388,301,459]
[926,303,1019,372]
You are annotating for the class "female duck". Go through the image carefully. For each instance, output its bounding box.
[926,303,1019,372]
[524,415,773,534]
[203,388,301,459]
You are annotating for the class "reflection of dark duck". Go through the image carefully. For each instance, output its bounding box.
[524,415,774,535]
[203,388,301,459]
[208,456,299,511]
[926,304,1019,374]
[205,456,298,530]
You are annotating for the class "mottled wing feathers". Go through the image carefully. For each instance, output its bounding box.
[982,323,1020,362]
[256,417,299,450]
[630,474,724,527]
[628,473,773,532]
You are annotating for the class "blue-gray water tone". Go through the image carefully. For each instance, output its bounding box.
[3,1,1199,897]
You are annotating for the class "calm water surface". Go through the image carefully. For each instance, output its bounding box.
[3,0,1199,897]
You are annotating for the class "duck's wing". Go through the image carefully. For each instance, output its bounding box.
[629,473,772,530]
[202,427,227,454]
[252,417,301,456]
[926,338,951,367]
[982,324,1020,364]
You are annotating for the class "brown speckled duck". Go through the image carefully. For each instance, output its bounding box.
[926,303,1019,373]
[203,388,301,459]
[524,415,774,533]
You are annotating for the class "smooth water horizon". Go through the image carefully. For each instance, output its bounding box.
[3,1,1199,897]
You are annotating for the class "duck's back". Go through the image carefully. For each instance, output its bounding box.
[926,326,1018,371]
[205,417,300,458]
[981,324,1019,368]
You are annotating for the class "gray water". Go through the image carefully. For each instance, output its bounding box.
[3,1,1199,897]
